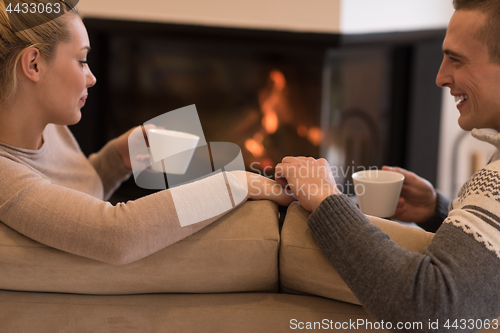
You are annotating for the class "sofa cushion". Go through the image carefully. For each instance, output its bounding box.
[0,290,378,333]
[0,200,280,294]
[280,202,435,305]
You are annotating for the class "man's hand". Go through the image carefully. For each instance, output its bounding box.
[275,157,340,212]
[382,166,437,223]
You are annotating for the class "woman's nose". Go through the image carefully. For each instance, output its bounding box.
[86,67,97,88]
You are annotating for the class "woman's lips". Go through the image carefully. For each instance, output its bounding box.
[79,95,88,106]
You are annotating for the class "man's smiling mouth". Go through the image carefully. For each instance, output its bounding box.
[454,94,468,105]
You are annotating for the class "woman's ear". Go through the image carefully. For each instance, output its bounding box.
[18,47,43,83]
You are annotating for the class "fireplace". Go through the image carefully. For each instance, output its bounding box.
[72,18,445,201]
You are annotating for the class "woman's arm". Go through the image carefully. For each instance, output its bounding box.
[0,145,293,265]
[0,157,251,265]
[88,138,132,201]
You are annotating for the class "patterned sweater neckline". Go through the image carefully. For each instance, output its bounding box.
[472,128,500,148]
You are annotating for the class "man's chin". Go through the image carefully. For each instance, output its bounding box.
[458,117,474,132]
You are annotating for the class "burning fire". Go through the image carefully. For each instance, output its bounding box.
[297,125,323,146]
[260,70,286,135]
[245,133,265,157]
[244,69,323,162]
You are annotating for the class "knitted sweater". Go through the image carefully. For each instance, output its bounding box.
[0,124,246,265]
[308,129,500,333]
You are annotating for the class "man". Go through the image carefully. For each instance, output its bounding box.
[276,0,500,330]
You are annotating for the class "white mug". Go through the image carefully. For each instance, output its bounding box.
[352,169,404,218]
[146,129,200,174]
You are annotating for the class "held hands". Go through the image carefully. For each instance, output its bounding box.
[382,166,437,223]
[232,156,340,210]
[116,128,334,210]
[275,157,340,212]
[229,170,296,206]
[114,125,295,207]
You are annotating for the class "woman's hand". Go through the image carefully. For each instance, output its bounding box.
[382,166,437,223]
[275,157,340,212]
[229,170,296,206]
[114,124,160,170]
[113,128,135,170]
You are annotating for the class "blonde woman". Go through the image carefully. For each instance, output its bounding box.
[0,2,293,265]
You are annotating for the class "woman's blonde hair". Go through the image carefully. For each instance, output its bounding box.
[0,0,78,105]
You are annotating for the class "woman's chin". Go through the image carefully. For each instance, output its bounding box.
[60,111,82,126]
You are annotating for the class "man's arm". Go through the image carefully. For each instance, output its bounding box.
[308,193,500,329]
[276,156,500,328]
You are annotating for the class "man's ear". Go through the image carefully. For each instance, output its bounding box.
[18,47,43,83]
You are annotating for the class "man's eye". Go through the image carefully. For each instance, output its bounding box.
[80,61,88,67]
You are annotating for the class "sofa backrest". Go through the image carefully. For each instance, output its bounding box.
[0,200,281,294]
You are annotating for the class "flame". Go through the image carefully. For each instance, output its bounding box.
[245,138,264,157]
[260,70,287,135]
[253,132,264,143]
[262,112,278,134]
[250,69,323,163]
[307,127,323,146]
[297,125,323,146]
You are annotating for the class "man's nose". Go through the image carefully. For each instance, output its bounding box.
[436,58,452,88]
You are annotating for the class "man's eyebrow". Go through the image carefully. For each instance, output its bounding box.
[443,48,467,60]
[81,46,91,52]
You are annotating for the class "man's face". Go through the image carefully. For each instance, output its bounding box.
[436,10,500,131]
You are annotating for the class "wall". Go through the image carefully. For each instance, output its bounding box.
[78,0,341,33]
[340,0,454,34]
[79,0,454,34]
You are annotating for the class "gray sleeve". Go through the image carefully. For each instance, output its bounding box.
[308,194,500,332]
[417,190,451,233]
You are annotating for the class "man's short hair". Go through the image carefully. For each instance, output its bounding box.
[453,0,500,65]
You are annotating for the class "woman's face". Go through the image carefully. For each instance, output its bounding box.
[38,14,96,126]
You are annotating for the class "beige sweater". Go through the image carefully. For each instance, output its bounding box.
[0,124,244,265]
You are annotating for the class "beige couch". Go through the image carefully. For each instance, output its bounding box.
[0,200,492,332]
